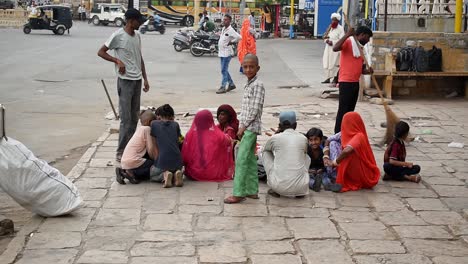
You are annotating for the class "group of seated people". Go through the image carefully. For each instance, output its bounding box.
[116,104,421,196]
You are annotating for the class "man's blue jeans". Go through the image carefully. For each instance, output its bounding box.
[220,56,234,88]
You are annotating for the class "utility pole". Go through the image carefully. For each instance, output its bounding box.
[347,0,360,27]
[240,0,245,27]
[289,0,294,38]
[194,0,200,28]
[455,0,463,32]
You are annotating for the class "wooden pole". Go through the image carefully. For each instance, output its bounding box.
[101,80,119,120]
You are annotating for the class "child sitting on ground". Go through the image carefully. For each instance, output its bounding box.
[150,104,184,188]
[306,128,326,192]
[383,121,421,183]
[116,110,158,184]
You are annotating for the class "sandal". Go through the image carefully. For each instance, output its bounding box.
[124,170,140,184]
[224,196,246,204]
[246,194,259,199]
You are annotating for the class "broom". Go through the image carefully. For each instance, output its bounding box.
[342,14,400,145]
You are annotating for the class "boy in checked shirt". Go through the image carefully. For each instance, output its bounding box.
[224,54,265,204]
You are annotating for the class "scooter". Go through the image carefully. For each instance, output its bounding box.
[173,28,194,52]
[140,19,165,35]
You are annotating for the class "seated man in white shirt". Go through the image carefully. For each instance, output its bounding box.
[262,111,310,198]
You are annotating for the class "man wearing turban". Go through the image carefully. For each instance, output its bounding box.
[322,13,345,84]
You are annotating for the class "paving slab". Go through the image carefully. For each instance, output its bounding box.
[250,254,302,264]
[198,242,247,263]
[74,177,111,189]
[129,257,198,264]
[144,214,193,231]
[246,240,296,255]
[26,232,82,249]
[393,225,453,239]
[84,227,139,251]
[77,250,128,263]
[392,188,438,198]
[224,203,268,217]
[242,217,292,241]
[404,239,468,257]
[179,204,222,215]
[81,168,116,178]
[93,208,141,227]
[15,249,78,264]
[432,185,468,198]
[432,256,468,264]
[298,240,353,264]
[130,242,195,257]
[103,197,144,209]
[136,231,193,242]
[286,218,340,239]
[194,231,244,242]
[406,198,449,211]
[448,224,468,236]
[367,193,406,212]
[39,208,96,232]
[268,206,329,218]
[331,210,377,223]
[417,211,465,225]
[424,177,465,186]
[196,216,242,231]
[339,221,396,240]
[349,240,406,254]
[354,254,432,264]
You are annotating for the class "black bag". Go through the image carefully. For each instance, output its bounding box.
[412,46,429,72]
[428,45,442,71]
[396,47,414,71]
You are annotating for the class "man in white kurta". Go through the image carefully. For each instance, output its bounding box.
[262,111,310,197]
[322,13,345,84]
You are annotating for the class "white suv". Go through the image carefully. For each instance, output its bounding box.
[89,4,126,27]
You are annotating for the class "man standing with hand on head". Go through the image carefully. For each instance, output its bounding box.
[332,25,373,134]
[98,8,150,162]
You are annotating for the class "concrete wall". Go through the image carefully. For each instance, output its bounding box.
[372,32,468,97]
[0,9,28,28]
[377,16,457,33]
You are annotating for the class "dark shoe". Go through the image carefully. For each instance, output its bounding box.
[326,183,342,193]
[115,167,126,185]
[267,189,280,198]
[226,84,236,92]
[321,79,331,84]
[216,87,227,94]
[295,195,305,199]
[312,174,322,192]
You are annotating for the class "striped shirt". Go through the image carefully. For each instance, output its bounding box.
[239,76,265,135]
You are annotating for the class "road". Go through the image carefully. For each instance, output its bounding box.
[0,22,325,173]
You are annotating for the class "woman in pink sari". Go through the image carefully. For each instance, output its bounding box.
[182,110,234,182]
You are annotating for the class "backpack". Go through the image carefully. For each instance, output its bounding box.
[412,46,429,72]
[427,45,442,71]
[396,47,414,71]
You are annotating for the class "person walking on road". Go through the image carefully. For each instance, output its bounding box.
[332,26,373,133]
[97,8,149,162]
[322,13,344,84]
[216,14,241,94]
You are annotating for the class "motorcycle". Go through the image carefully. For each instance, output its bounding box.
[189,31,220,57]
[139,19,165,35]
[172,28,194,52]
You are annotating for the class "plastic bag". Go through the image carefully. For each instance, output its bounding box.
[0,136,82,217]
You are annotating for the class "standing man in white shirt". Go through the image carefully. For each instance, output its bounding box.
[97,9,150,162]
[216,14,242,94]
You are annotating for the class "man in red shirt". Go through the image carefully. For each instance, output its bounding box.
[332,26,373,133]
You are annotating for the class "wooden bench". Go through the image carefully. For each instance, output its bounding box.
[374,53,468,99]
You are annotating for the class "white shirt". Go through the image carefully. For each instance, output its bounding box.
[218,25,241,57]
[30,6,38,16]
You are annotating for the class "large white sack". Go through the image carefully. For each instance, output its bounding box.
[0,137,82,217]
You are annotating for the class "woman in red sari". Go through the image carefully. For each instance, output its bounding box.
[216,104,239,140]
[325,112,380,192]
[182,110,234,182]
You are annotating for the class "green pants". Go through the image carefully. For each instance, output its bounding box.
[233,130,258,197]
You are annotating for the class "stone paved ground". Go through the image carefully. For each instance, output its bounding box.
[2,98,468,264]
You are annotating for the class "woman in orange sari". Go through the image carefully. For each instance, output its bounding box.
[325,112,380,192]
[238,17,256,73]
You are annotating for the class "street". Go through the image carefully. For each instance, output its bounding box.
[2,21,468,264]
[0,21,325,172]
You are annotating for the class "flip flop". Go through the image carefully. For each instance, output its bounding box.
[224,196,246,204]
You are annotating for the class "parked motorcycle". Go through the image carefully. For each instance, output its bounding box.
[173,29,194,52]
[139,19,165,34]
[189,32,220,57]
